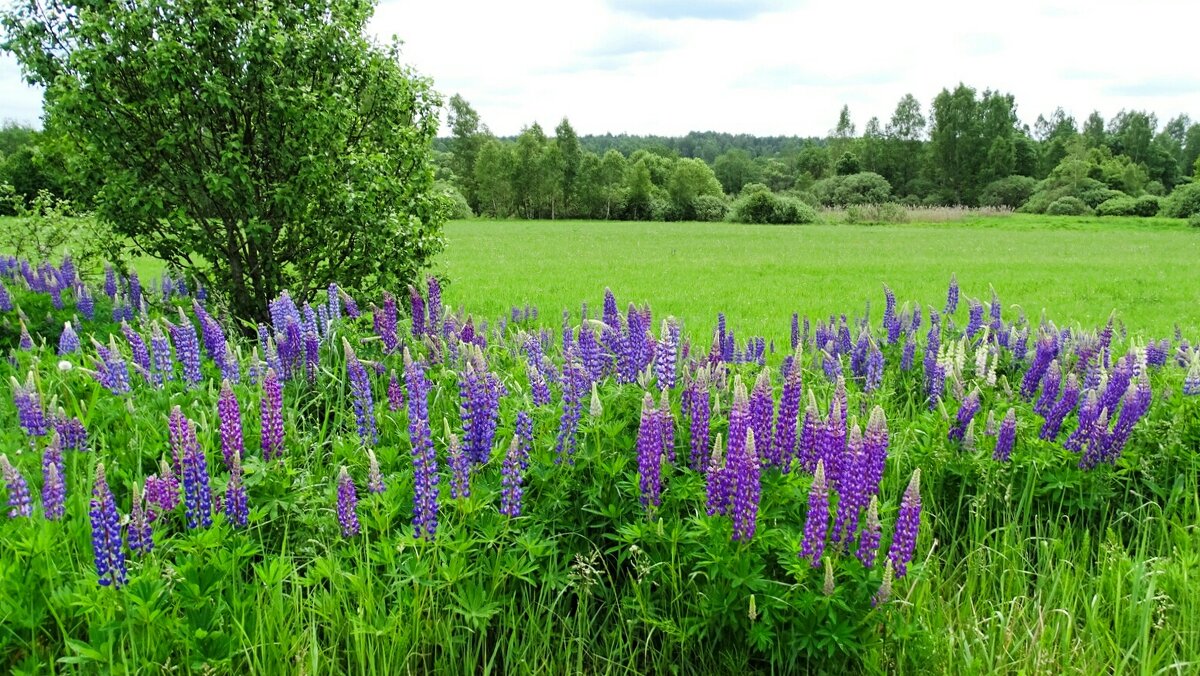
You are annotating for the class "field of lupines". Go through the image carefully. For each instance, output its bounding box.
[1,253,1200,674]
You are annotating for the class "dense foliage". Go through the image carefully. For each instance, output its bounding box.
[2,251,1198,673]
[2,0,450,323]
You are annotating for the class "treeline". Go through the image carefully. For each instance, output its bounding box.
[437,84,1200,222]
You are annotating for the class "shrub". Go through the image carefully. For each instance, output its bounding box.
[1132,195,1161,217]
[846,203,909,225]
[728,185,815,224]
[437,182,474,220]
[812,172,892,207]
[692,194,729,222]
[1077,186,1126,209]
[980,176,1037,209]
[1046,196,1091,216]
[1189,213,1200,228]
[772,195,817,224]
[1162,182,1200,218]
[1096,197,1138,217]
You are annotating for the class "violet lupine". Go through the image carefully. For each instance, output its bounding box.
[344,341,379,446]
[705,433,730,516]
[225,451,248,528]
[0,280,11,311]
[515,410,533,469]
[409,285,426,338]
[78,287,94,320]
[41,436,66,519]
[149,321,173,384]
[127,482,153,555]
[872,560,895,607]
[168,310,204,386]
[901,333,916,372]
[448,431,471,499]
[856,496,882,568]
[654,318,681,389]
[1099,355,1135,416]
[499,436,527,517]
[1065,391,1102,452]
[796,392,820,473]
[426,276,443,337]
[366,448,386,494]
[800,460,830,567]
[12,374,48,437]
[944,273,959,315]
[54,413,87,451]
[865,340,884,392]
[773,358,802,472]
[832,424,869,548]
[1,454,32,518]
[748,369,775,467]
[222,342,241,384]
[120,322,152,383]
[1020,334,1059,399]
[194,301,226,362]
[217,381,244,470]
[405,350,439,540]
[636,393,664,512]
[261,368,285,460]
[1039,374,1081,441]
[387,370,404,411]
[657,389,675,464]
[965,299,984,340]
[128,272,142,312]
[949,388,982,443]
[376,292,399,352]
[144,460,180,517]
[791,313,801,350]
[91,337,132,395]
[90,464,126,587]
[882,284,899,344]
[687,370,712,471]
[336,467,360,537]
[18,320,34,350]
[553,356,588,464]
[994,409,1017,462]
[730,428,762,541]
[59,321,80,355]
[527,359,552,407]
[887,469,922,578]
[460,348,503,464]
[863,406,889,496]
[1034,360,1062,416]
[173,408,212,529]
[103,264,117,299]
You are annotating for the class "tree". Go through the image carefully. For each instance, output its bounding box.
[713,149,758,194]
[597,150,627,219]
[886,94,926,141]
[667,158,722,219]
[474,140,514,216]
[929,84,984,204]
[1082,111,1108,148]
[448,94,489,210]
[555,118,582,215]
[3,0,448,324]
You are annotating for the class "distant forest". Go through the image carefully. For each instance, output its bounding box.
[432,84,1200,223]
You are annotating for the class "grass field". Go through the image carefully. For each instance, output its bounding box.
[438,215,1200,341]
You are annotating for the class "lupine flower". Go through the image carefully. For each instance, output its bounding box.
[336,467,360,537]
[887,469,922,577]
[800,460,830,567]
[705,433,729,516]
[1020,334,1058,399]
[53,411,87,451]
[426,276,443,337]
[1039,374,1081,441]
[42,436,65,519]
[91,337,132,395]
[966,299,984,340]
[872,559,895,607]
[375,292,399,352]
[216,381,244,470]
[144,459,180,517]
[687,371,711,471]
[409,285,426,338]
[261,368,285,460]
[1185,355,1200,396]
[654,318,681,388]
[12,374,48,436]
[448,430,471,499]
[730,428,762,541]
[1034,360,1062,416]
[636,393,664,511]
[78,287,94,320]
[366,448,386,494]
[18,320,34,350]
[1,454,32,518]
[90,464,126,587]
[344,341,379,446]
[832,424,869,548]
[856,496,881,568]
[0,280,11,311]
[994,408,1017,462]
[387,370,404,411]
[514,410,533,469]
[405,349,439,540]
[865,340,884,392]
[127,482,154,554]
[225,451,248,528]
[527,359,552,407]
[747,369,774,468]
[58,322,80,355]
[949,388,981,443]
[460,347,503,464]
[168,310,204,386]
[944,274,959,315]
[554,356,588,464]
[174,408,212,529]
[589,381,603,418]
[149,321,173,384]
[796,392,819,473]
[499,436,527,517]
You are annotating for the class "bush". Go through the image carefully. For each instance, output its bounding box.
[1046,196,1091,216]
[811,172,892,207]
[846,203,909,225]
[1077,185,1126,209]
[1189,213,1200,228]
[1162,182,1200,218]
[437,182,474,220]
[980,176,1036,209]
[728,185,816,224]
[692,194,729,222]
[1133,195,1161,217]
[1096,197,1138,217]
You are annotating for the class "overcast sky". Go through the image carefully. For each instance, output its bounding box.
[3,0,1197,137]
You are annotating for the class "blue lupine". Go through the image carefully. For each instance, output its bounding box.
[127,482,154,554]
[261,368,285,460]
[944,274,959,315]
[856,496,882,568]
[800,460,830,567]
[12,374,48,437]
[994,409,1017,462]
[654,317,681,388]
[499,436,527,517]
[748,369,774,468]
[344,341,379,446]
[554,356,588,464]
[58,321,80,355]
[773,358,803,472]
[687,370,712,471]
[405,349,439,540]
[171,407,212,529]
[636,393,664,511]
[91,337,131,395]
[336,467,360,537]
[888,469,922,577]
[42,436,66,519]
[168,310,204,386]
[90,463,126,587]
[949,388,982,443]
[2,454,32,518]
[218,381,244,470]
[1039,374,1081,440]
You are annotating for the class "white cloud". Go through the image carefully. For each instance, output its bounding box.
[2,0,1196,136]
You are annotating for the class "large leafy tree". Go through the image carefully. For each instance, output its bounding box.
[3,0,448,324]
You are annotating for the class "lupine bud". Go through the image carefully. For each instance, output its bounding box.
[1,454,32,518]
[58,322,80,355]
[856,496,882,568]
[994,409,1017,462]
[336,467,360,537]
[225,451,248,528]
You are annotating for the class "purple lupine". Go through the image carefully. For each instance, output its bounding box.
[54,413,88,452]
[90,463,126,587]
[657,389,675,464]
[128,272,142,312]
[515,410,533,469]
[832,424,869,548]
[409,285,426,338]
[336,467,360,537]
[103,264,117,299]
[965,299,984,340]
[705,433,729,516]
[747,369,775,468]
[426,276,443,337]
[120,322,152,383]
[887,469,922,578]
[261,368,285,460]
[91,337,132,395]
[448,431,471,499]
[994,409,1017,462]
[949,388,981,443]
[1065,390,1101,452]
[0,280,11,312]
[553,356,588,464]
[327,284,342,323]
[800,460,830,567]
[376,292,399,352]
[796,392,820,473]
[42,451,66,521]
[344,341,379,446]
[168,310,203,386]
[460,348,503,464]
[944,273,959,315]
[1077,408,1112,470]
[1039,374,1081,441]
[58,322,80,355]
[687,370,712,471]
[901,333,915,371]
[499,436,527,517]
[149,321,173,384]
[1020,334,1058,399]
[527,359,552,407]
[127,482,154,555]
[654,318,681,389]
[225,451,248,528]
[12,374,48,437]
[1,454,32,518]
[17,320,34,350]
[387,370,404,411]
[791,313,801,350]
[174,408,212,529]
[194,300,226,362]
[730,428,762,541]
[864,340,884,392]
[217,381,244,470]
[145,459,180,517]
[222,342,241,384]
[863,406,889,497]
[78,287,94,320]
[366,448,386,494]
[856,496,881,568]
[405,350,439,540]
[636,393,664,511]
[1098,355,1135,417]
[882,284,899,344]
[1034,360,1062,416]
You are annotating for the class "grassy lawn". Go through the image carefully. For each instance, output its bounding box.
[437,215,1200,341]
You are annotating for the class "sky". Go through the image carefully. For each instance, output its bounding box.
[2,0,1197,137]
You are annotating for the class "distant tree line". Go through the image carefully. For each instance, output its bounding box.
[437,84,1200,222]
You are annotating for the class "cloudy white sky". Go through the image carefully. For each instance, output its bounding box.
[3,0,1197,136]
